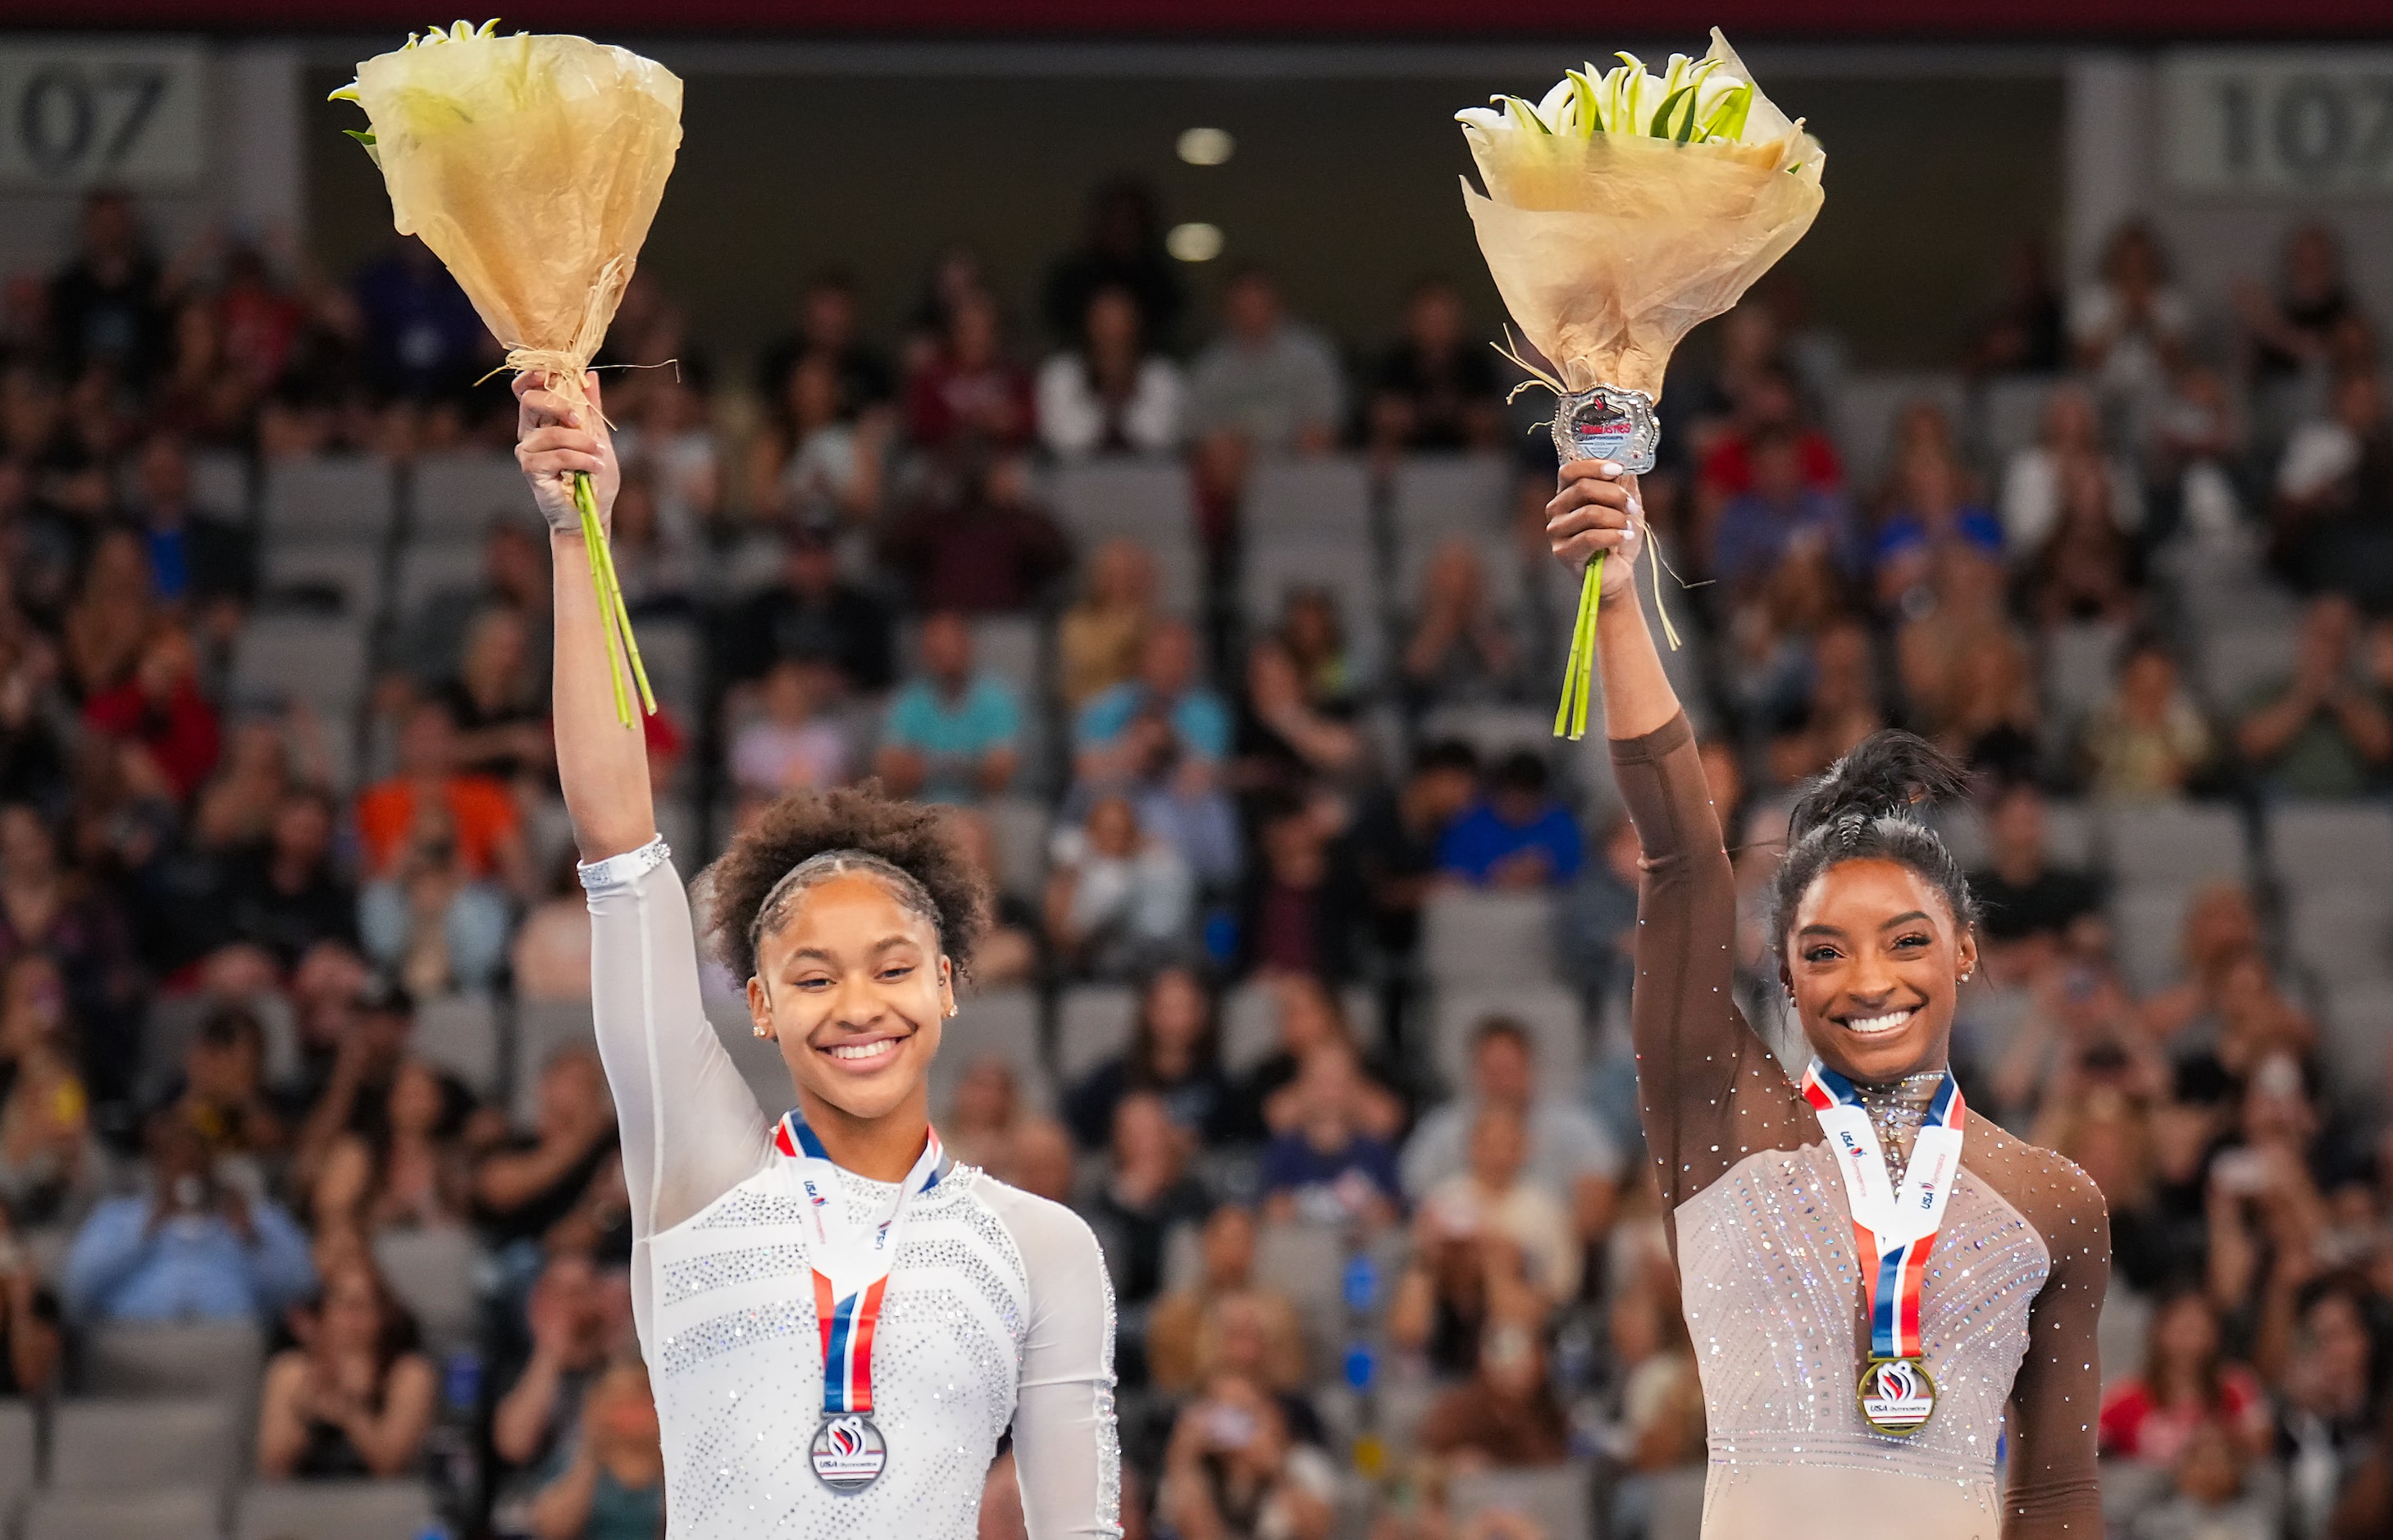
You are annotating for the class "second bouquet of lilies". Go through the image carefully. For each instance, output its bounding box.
[1456,30,1825,739]
[335,21,682,726]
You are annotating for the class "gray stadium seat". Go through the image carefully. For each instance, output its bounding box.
[1393,529,1529,627]
[48,1398,238,1490]
[1251,1220,1345,1380]
[412,449,531,539]
[1416,704,1554,765]
[79,1323,262,1401]
[981,796,1051,904]
[0,1401,34,1525]
[2268,801,2393,893]
[263,455,395,546]
[2042,619,2126,732]
[1934,797,2097,874]
[931,988,1052,1118]
[2286,891,2393,987]
[1239,541,1382,677]
[631,615,706,722]
[1976,375,2061,464]
[704,991,795,1115]
[259,543,385,619]
[189,449,252,521]
[413,992,503,1102]
[2102,803,2246,887]
[1218,980,1378,1077]
[23,1488,223,1540]
[1245,458,1372,545]
[1421,890,1556,986]
[394,539,486,613]
[1055,984,1137,1086]
[2195,624,2300,714]
[1829,371,1965,489]
[1431,982,1584,1091]
[2110,886,2196,997]
[1051,457,1192,544]
[1447,1465,1595,1540]
[2322,987,2393,1103]
[1390,453,1511,546]
[227,616,369,717]
[373,1224,482,1354]
[513,999,597,1124]
[235,1479,438,1540]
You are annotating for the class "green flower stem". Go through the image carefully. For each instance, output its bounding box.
[572,471,646,727]
[1553,554,1604,741]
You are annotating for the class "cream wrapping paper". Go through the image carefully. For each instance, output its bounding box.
[339,22,682,723]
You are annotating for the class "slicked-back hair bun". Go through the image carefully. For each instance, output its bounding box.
[705,783,990,980]
[1768,730,1979,962]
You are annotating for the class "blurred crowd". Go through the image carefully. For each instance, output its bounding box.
[1,178,2391,1540]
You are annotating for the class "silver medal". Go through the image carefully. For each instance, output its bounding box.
[809,1412,888,1492]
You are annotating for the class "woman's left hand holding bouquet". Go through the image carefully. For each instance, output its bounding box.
[514,371,618,538]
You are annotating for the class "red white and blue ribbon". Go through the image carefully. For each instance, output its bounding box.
[1798,1060,1965,1363]
[776,1111,946,1418]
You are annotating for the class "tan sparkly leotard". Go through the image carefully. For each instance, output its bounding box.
[1614,716,2108,1540]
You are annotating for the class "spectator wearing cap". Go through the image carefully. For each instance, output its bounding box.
[61,1110,315,1325]
[723,521,896,695]
[1435,751,1581,890]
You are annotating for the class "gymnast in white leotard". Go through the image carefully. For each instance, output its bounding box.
[516,371,1120,1540]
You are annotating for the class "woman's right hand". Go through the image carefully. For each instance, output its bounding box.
[1546,458,1644,599]
[514,371,619,537]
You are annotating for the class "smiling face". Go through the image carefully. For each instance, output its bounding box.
[1782,857,1977,1084]
[746,871,955,1128]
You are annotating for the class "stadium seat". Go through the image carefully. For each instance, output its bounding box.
[980,796,1051,904]
[2267,801,2393,893]
[235,1478,438,1540]
[2101,803,2246,887]
[1251,1220,1345,1377]
[1976,374,2061,464]
[2110,886,2195,997]
[1218,980,1377,1076]
[1416,704,1555,765]
[1239,540,1383,677]
[1430,982,1584,1091]
[512,998,597,1123]
[79,1322,263,1402]
[632,615,707,722]
[2286,891,2393,987]
[258,543,385,620]
[373,1223,482,1353]
[1245,458,1373,547]
[413,991,504,1103]
[0,1401,34,1524]
[189,449,253,521]
[1054,984,1137,1086]
[226,616,369,718]
[412,449,530,539]
[930,987,1051,1116]
[1392,528,1530,630]
[2322,987,2393,1103]
[2195,624,2300,715]
[22,1488,224,1540]
[1828,372,1965,489]
[48,1397,238,1490]
[1389,453,1511,546]
[262,455,396,546]
[1420,890,1556,986]
[1051,457,1192,543]
[2041,618,2126,733]
[393,538,486,613]
[1447,1465,1595,1540]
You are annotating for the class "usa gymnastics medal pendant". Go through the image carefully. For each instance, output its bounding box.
[1857,1355,1938,1437]
[1550,383,1659,473]
[810,1412,888,1492]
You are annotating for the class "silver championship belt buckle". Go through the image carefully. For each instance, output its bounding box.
[1856,1355,1938,1437]
[1550,384,1659,473]
[810,1412,888,1492]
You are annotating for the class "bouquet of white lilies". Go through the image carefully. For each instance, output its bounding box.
[1456,29,1823,739]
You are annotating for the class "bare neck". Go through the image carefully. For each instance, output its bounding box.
[793,1082,933,1182]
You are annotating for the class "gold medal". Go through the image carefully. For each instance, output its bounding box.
[1856,1355,1938,1437]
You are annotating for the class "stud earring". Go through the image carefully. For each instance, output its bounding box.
[752,1021,772,1040]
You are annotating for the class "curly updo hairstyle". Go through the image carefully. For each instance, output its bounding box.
[705,784,991,981]
[1766,730,1979,964]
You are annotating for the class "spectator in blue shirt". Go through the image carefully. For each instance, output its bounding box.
[1436,751,1582,889]
[1260,1042,1402,1234]
[1711,427,1854,600]
[1074,619,1230,777]
[876,610,1023,804]
[61,1112,315,1326]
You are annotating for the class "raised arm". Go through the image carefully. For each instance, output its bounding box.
[1545,461,1804,1215]
[515,376,769,1329]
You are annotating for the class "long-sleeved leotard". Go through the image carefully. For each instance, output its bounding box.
[582,839,1120,1540]
[1615,715,2107,1540]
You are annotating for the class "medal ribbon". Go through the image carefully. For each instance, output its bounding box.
[1798,1060,1966,1362]
[775,1112,946,1418]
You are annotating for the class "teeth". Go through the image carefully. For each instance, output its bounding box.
[1844,1011,1913,1037]
[827,1039,899,1062]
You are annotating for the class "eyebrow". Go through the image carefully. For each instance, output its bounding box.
[1795,923,1845,939]
[1880,911,1932,930]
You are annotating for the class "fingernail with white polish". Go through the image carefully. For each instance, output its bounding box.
[1599,461,1621,477]
[1627,499,1644,520]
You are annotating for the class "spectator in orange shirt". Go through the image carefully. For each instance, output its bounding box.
[355,700,522,997]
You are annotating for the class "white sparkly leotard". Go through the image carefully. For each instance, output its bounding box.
[1612,718,2110,1540]
[581,840,1121,1540]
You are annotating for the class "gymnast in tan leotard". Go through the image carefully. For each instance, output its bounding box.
[1544,458,2108,1540]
